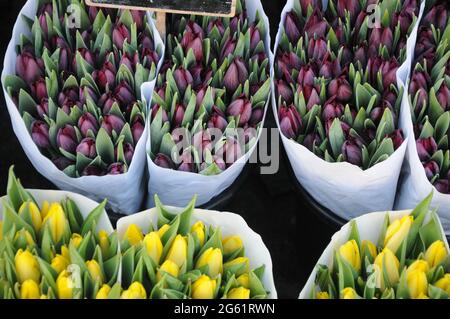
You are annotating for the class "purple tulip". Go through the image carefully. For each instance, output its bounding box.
[328,76,352,103]
[322,98,344,121]
[154,153,175,169]
[249,108,264,126]
[224,58,249,93]
[416,137,437,161]
[114,81,135,108]
[31,120,50,149]
[276,79,293,104]
[98,92,119,115]
[122,142,134,165]
[215,138,242,166]
[423,4,448,31]
[227,97,252,127]
[108,163,126,175]
[341,139,362,166]
[38,3,53,16]
[308,38,327,61]
[57,125,77,153]
[79,85,98,104]
[101,115,125,135]
[173,68,194,93]
[193,130,213,154]
[178,151,194,172]
[285,12,301,43]
[52,156,74,171]
[112,23,131,50]
[82,165,106,176]
[151,105,169,123]
[434,179,450,194]
[380,59,399,89]
[436,83,450,111]
[130,10,145,31]
[37,98,49,119]
[303,132,321,151]
[207,107,228,132]
[76,138,97,158]
[73,48,95,72]
[249,25,261,51]
[424,161,440,180]
[58,87,81,114]
[78,113,99,137]
[31,78,48,102]
[181,21,204,48]
[306,88,321,110]
[337,0,360,23]
[139,47,159,69]
[132,117,145,144]
[304,9,328,38]
[207,19,225,36]
[221,38,237,61]
[389,129,404,149]
[172,104,185,128]
[300,0,321,14]
[201,155,226,171]
[279,105,302,139]
[16,51,42,83]
[93,61,116,90]
[186,37,203,62]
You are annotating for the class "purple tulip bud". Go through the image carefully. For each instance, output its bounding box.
[380,59,399,89]
[279,105,302,139]
[98,92,118,115]
[78,113,99,137]
[416,137,437,161]
[227,97,252,127]
[424,161,440,180]
[436,83,450,111]
[230,10,246,33]
[122,142,134,165]
[93,61,116,90]
[415,26,435,59]
[285,12,301,43]
[249,25,261,51]
[178,151,194,172]
[31,120,50,149]
[279,52,302,72]
[58,87,81,114]
[216,137,242,166]
[368,28,382,57]
[224,58,249,93]
[57,125,77,154]
[112,23,131,50]
[389,129,404,149]
[172,104,185,128]
[181,21,204,48]
[221,38,237,61]
[297,65,316,91]
[207,107,228,132]
[303,132,321,151]
[39,3,53,16]
[423,4,448,31]
[101,115,125,136]
[30,78,47,102]
[354,44,367,67]
[173,68,194,93]
[132,117,145,144]
[207,19,225,35]
[249,108,264,126]
[82,165,106,176]
[304,8,328,38]
[130,10,145,31]
[337,0,360,23]
[38,13,49,37]
[151,105,169,123]
[154,153,175,169]
[79,85,98,104]
[322,98,344,121]
[52,156,74,171]
[306,88,321,110]
[186,37,203,62]
[73,48,95,72]
[193,130,213,155]
[434,179,449,194]
[381,27,394,52]
[328,76,352,102]
[108,163,126,175]
[114,81,135,108]
[276,79,293,104]
[76,138,97,158]
[201,155,227,171]
[37,98,49,119]
[308,38,327,61]
[88,6,99,23]
[16,51,42,83]
[139,48,159,69]
[341,139,362,166]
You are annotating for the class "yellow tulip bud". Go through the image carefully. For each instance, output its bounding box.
[19,201,42,232]
[407,260,429,274]
[341,287,358,299]
[96,284,111,299]
[20,279,41,299]
[43,203,68,243]
[124,224,144,246]
[157,224,170,238]
[70,233,83,248]
[40,294,48,299]
[86,260,104,284]
[15,249,41,284]
[407,269,428,299]
[51,254,69,274]
[362,240,377,259]
[191,221,206,246]
[98,230,110,257]
[236,273,249,288]
[192,275,216,299]
[416,293,429,299]
[56,270,73,299]
[435,274,450,294]
[121,282,147,299]
[374,248,400,290]
[195,248,223,278]
[143,232,163,264]
[384,215,413,253]
[222,236,244,255]
[61,245,70,261]
[40,201,50,219]
[14,229,35,249]
[157,260,179,282]
[166,235,187,268]
[223,257,249,277]
[227,287,250,299]
[339,240,361,271]
[425,240,448,268]
[316,291,330,299]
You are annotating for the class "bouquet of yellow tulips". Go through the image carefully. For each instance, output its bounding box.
[303,193,450,299]
[112,196,270,299]
[0,167,120,299]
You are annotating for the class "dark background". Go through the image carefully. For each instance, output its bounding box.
[0,0,338,299]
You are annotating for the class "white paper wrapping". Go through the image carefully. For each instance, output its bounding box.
[146,0,274,207]
[298,208,449,298]
[1,0,165,214]
[271,0,424,220]
[116,206,277,298]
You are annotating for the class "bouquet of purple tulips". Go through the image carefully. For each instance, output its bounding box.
[3,0,161,177]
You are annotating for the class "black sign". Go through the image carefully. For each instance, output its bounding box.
[85,0,236,17]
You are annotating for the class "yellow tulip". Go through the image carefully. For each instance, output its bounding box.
[362,240,377,259]
[20,279,41,299]
[236,273,249,288]
[195,248,223,278]
[43,203,68,243]
[40,201,50,219]
[70,233,83,248]
[339,240,361,271]
[384,215,413,253]
[157,224,170,238]
[19,201,42,232]
[417,293,429,299]
[15,249,41,284]
[435,274,450,294]
[425,240,448,268]
[123,224,144,246]
[166,235,187,268]
[222,236,244,255]
[56,270,73,299]
[98,230,110,257]
[192,275,216,299]
[40,294,48,299]
[316,291,330,299]
[86,260,104,284]
[407,269,428,299]
[157,260,179,281]
[227,287,250,299]
[374,248,400,290]
[143,232,163,264]
[191,221,206,246]
[14,229,35,248]
[407,260,429,274]
[96,284,111,299]
[223,257,249,276]
[51,254,69,274]
[121,282,147,299]
[341,287,358,299]
[61,245,70,261]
